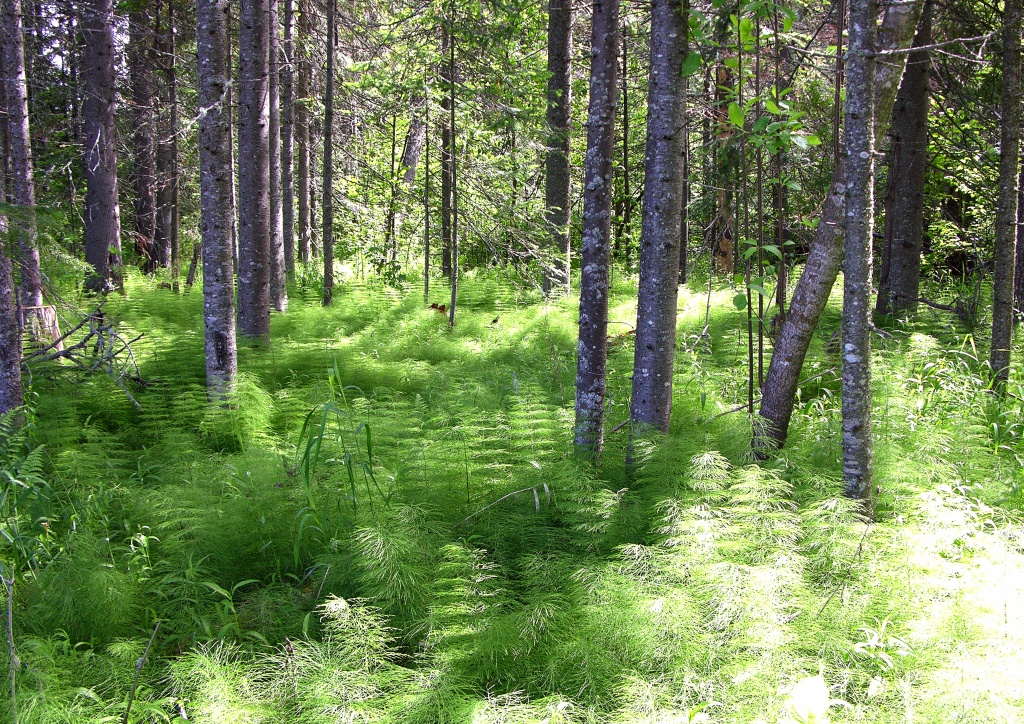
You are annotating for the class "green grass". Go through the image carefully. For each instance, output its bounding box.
[2,267,1024,723]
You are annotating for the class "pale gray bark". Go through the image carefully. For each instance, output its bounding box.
[79,0,122,293]
[574,0,619,454]
[281,0,295,276]
[237,0,271,339]
[269,0,287,312]
[754,0,923,450]
[876,0,931,316]
[544,0,572,294]
[440,27,452,278]
[295,0,310,262]
[197,0,237,397]
[842,0,877,499]
[2,0,42,308]
[0,218,20,414]
[129,4,157,274]
[323,0,335,305]
[629,0,687,432]
[990,0,1022,388]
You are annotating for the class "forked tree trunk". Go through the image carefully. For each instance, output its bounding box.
[269,0,287,312]
[2,0,42,308]
[875,0,931,316]
[574,0,619,455]
[754,0,923,451]
[544,0,572,294]
[842,0,877,499]
[129,4,157,274]
[79,0,122,293]
[990,0,1022,388]
[629,0,687,432]
[322,0,335,305]
[237,0,271,339]
[197,0,237,397]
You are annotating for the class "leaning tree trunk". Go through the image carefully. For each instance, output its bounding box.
[875,0,932,316]
[269,0,287,312]
[237,0,271,339]
[2,0,42,310]
[281,0,295,277]
[79,0,122,293]
[543,0,572,294]
[197,0,237,398]
[129,3,157,274]
[842,0,877,499]
[629,0,687,432]
[574,0,620,455]
[990,0,1022,389]
[754,0,923,451]
[322,0,335,305]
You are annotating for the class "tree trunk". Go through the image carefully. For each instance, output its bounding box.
[543,0,572,294]
[323,0,335,305]
[629,0,687,432]
[197,0,237,397]
[79,0,122,293]
[754,0,923,451]
[129,4,157,274]
[237,0,271,339]
[1,0,42,308]
[281,0,295,277]
[0,218,20,414]
[269,0,287,312]
[842,0,877,499]
[1015,162,1024,323]
[447,24,458,328]
[440,26,453,279]
[295,0,311,263]
[875,0,932,316]
[990,0,1022,388]
[154,0,175,272]
[574,0,619,455]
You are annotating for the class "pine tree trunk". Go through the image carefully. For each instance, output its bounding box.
[1015,162,1024,323]
[440,26,453,279]
[0,217,20,414]
[322,0,335,305]
[629,0,687,432]
[1,0,42,308]
[268,0,287,312]
[875,0,931,316]
[237,0,271,339]
[154,0,174,271]
[544,0,572,294]
[574,0,619,454]
[281,0,295,277]
[295,0,311,263]
[197,0,237,397]
[990,0,1022,388]
[754,0,923,451]
[79,0,122,293]
[842,0,877,499]
[129,4,157,274]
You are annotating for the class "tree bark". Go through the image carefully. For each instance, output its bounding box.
[269,0,287,312]
[281,0,295,277]
[79,0,122,293]
[0,218,20,414]
[574,0,619,454]
[153,0,176,274]
[129,3,157,274]
[295,0,311,263]
[544,0,572,294]
[197,0,237,397]
[754,0,923,451]
[1015,162,1024,323]
[237,0,271,339]
[1,0,42,307]
[322,0,335,305]
[440,26,453,279]
[875,0,931,316]
[629,0,687,432]
[842,0,877,499]
[990,0,1022,388]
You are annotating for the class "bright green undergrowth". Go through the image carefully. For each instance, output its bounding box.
[2,268,1024,723]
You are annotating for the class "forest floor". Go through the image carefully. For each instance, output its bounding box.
[3,268,1024,723]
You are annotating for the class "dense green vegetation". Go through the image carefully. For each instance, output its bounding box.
[3,269,1024,722]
